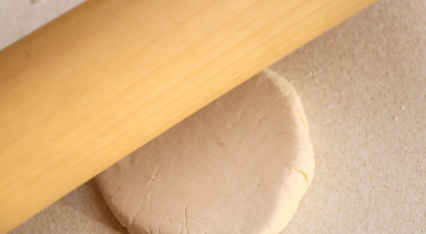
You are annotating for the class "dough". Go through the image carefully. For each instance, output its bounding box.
[96,69,314,234]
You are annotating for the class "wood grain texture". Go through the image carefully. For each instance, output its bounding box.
[0,0,377,232]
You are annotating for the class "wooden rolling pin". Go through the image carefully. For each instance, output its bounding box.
[0,0,376,232]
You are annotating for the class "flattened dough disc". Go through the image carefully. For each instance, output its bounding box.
[96,69,314,234]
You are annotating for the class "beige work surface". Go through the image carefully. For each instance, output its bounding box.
[3,0,425,233]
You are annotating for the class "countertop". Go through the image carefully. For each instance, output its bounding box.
[2,0,425,233]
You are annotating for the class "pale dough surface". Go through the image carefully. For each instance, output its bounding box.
[96,69,314,234]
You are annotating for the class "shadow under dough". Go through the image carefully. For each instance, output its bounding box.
[61,178,129,234]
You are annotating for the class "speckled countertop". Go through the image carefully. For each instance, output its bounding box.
[2,0,425,233]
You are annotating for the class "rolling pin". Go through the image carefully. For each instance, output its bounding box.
[0,0,377,232]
